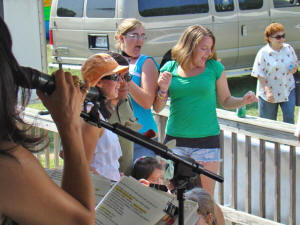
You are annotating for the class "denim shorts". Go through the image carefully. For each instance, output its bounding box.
[171,146,221,162]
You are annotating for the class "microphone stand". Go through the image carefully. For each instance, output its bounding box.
[80,110,224,225]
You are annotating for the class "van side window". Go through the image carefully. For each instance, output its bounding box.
[238,0,263,10]
[138,0,209,17]
[57,0,83,17]
[273,0,300,8]
[86,0,115,18]
[214,0,234,12]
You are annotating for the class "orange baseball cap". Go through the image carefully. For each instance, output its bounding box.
[81,53,129,86]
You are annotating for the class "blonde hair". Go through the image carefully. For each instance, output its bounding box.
[185,188,217,225]
[172,25,217,71]
[114,18,144,49]
[264,23,285,43]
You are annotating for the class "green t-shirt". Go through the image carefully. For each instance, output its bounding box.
[160,60,224,138]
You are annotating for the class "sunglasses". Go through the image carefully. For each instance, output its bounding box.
[102,74,121,81]
[121,72,132,82]
[271,33,285,40]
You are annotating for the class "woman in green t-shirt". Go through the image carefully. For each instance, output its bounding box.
[153,25,257,225]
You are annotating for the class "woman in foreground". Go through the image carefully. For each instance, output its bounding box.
[0,17,94,225]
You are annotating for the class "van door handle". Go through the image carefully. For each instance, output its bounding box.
[241,25,247,36]
[212,15,215,22]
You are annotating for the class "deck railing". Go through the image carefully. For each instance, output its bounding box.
[23,107,298,225]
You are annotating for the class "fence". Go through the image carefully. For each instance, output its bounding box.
[23,107,299,224]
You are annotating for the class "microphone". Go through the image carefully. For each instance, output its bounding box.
[18,66,104,102]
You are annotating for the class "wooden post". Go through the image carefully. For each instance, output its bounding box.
[259,139,266,218]
[289,146,296,225]
[231,132,237,209]
[274,142,281,222]
[219,129,224,205]
[245,135,252,213]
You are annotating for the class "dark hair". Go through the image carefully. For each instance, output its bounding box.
[131,156,162,180]
[107,52,129,66]
[0,17,47,152]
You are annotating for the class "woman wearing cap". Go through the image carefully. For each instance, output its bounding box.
[153,25,257,225]
[81,53,128,181]
[251,23,298,124]
[114,18,159,161]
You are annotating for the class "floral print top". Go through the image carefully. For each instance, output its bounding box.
[251,43,298,103]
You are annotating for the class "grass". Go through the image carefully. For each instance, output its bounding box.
[30,45,299,167]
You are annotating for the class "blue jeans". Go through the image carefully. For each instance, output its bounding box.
[133,139,157,163]
[258,88,295,124]
[171,146,221,162]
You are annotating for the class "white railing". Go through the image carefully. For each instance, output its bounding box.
[23,107,298,224]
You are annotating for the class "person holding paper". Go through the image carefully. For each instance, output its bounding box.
[107,52,139,176]
[0,18,94,225]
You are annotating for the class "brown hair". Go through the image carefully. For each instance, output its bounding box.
[114,18,144,49]
[172,25,217,71]
[264,23,285,43]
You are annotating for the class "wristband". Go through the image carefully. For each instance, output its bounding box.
[157,91,168,100]
[159,89,168,94]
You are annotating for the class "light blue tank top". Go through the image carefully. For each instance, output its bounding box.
[129,55,159,134]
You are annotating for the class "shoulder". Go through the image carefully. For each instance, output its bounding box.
[160,60,177,72]
[0,147,41,199]
[206,59,224,71]
[206,60,224,79]
[140,55,159,69]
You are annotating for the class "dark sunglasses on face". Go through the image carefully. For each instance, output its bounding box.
[102,74,121,81]
[121,72,132,82]
[271,33,285,40]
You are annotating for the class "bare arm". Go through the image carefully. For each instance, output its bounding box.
[81,119,104,164]
[0,70,95,225]
[153,71,172,112]
[216,72,257,109]
[128,58,158,109]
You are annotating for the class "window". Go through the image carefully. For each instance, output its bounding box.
[238,0,263,10]
[273,0,300,8]
[138,0,209,17]
[214,0,234,12]
[57,0,84,17]
[86,0,116,18]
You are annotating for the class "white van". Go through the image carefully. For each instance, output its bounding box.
[49,0,300,70]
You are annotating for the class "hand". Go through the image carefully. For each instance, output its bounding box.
[37,70,90,128]
[89,166,100,175]
[158,71,172,92]
[264,87,275,103]
[289,65,298,74]
[138,179,150,187]
[242,91,258,105]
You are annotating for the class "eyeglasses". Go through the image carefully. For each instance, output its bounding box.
[125,33,147,40]
[121,72,132,82]
[271,33,285,40]
[102,74,121,81]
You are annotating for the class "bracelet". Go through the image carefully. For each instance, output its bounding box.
[159,89,168,94]
[157,91,168,101]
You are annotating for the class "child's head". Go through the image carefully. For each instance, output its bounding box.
[132,156,163,184]
[185,188,216,225]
